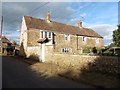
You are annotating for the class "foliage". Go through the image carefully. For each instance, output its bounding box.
[112,25,120,47]
[83,46,92,53]
[83,46,91,53]
[12,41,17,45]
[83,46,102,54]
[108,43,116,48]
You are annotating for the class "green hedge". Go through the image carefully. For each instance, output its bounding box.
[83,46,102,53]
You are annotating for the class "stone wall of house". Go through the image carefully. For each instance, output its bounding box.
[78,36,103,48]
[27,29,41,46]
[54,33,83,54]
[45,53,119,75]
[20,17,28,56]
[96,38,103,47]
[53,33,103,54]
[20,30,27,56]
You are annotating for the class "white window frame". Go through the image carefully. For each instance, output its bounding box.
[61,48,72,53]
[41,31,52,39]
[96,38,99,43]
[65,34,70,41]
[82,36,86,43]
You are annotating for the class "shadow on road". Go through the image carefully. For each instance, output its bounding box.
[2,55,92,88]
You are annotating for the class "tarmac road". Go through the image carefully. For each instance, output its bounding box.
[2,56,94,88]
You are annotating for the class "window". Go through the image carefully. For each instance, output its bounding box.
[65,34,70,41]
[41,31,52,39]
[96,38,99,43]
[48,32,51,38]
[45,31,47,38]
[41,31,43,38]
[82,36,86,43]
[61,48,72,53]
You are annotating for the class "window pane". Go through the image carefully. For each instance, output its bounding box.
[82,36,86,42]
[62,48,64,52]
[41,31,43,38]
[83,36,84,41]
[49,32,51,38]
[96,38,99,43]
[65,34,69,40]
[45,31,47,38]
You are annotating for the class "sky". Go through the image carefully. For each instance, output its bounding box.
[1,0,119,46]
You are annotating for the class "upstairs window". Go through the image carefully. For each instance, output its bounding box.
[45,31,48,38]
[96,38,99,43]
[65,34,70,41]
[41,31,52,39]
[82,36,86,43]
[48,32,51,38]
[41,31,43,38]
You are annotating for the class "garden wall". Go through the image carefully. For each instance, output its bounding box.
[45,53,120,75]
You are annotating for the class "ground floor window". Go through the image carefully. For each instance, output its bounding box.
[61,48,72,53]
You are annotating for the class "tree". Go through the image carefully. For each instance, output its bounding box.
[12,41,17,45]
[112,25,120,47]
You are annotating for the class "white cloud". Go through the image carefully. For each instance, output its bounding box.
[87,24,118,45]
[70,13,87,22]
[80,13,87,18]
[70,17,80,22]
[3,2,75,23]
[17,29,20,32]
[4,34,20,44]
[3,34,19,38]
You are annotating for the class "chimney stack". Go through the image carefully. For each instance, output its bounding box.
[77,21,82,28]
[47,11,51,22]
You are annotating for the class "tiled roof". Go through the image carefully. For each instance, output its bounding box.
[0,36,11,43]
[24,16,103,38]
[81,27,102,37]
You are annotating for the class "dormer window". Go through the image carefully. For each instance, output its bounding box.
[41,31,52,39]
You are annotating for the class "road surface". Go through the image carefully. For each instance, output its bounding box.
[2,56,94,88]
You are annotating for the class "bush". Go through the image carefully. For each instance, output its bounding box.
[83,46,92,53]
[83,46,102,54]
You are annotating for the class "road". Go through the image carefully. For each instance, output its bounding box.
[2,56,94,88]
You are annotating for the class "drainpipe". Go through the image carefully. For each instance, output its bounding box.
[53,33,55,51]
[76,35,78,50]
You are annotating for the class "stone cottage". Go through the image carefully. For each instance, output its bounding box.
[20,12,103,62]
[0,35,11,53]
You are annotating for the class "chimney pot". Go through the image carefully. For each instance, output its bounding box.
[47,11,51,22]
[77,21,82,28]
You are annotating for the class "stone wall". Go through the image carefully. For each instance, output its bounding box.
[20,17,28,56]
[45,53,119,75]
[27,46,42,61]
